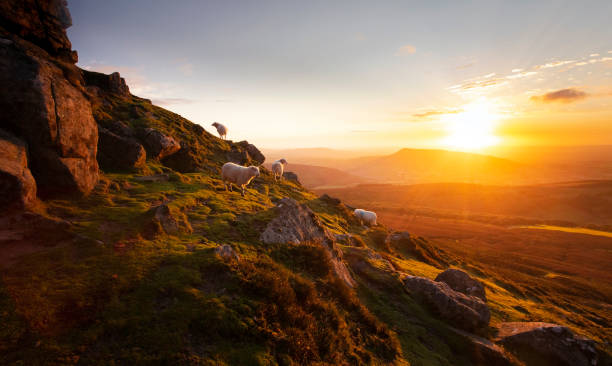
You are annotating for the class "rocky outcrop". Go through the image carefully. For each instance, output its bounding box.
[435,269,487,302]
[97,127,146,171]
[215,244,240,261]
[140,128,180,160]
[235,141,265,165]
[0,0,99,197]
[495,322,601,366]
[283,172,300,184]
[0,0,75,62]
[402,275,490,332]
[81,69,130,97]
[0,130,37,210]
[451,328,516,366]
[161,142,201,173]
[260,198,355,287]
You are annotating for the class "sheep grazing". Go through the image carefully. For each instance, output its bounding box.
[271,158,288,181]
[354,209,377,226]
[211,122,228,140]
[221,162,260,197]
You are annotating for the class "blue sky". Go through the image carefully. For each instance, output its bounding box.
[68,0,612,150]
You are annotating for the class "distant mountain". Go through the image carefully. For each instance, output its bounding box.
[343,148,525,185]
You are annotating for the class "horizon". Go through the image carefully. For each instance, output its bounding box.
[68,0,612,152]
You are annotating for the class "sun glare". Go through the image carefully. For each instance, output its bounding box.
[441,99,501,151]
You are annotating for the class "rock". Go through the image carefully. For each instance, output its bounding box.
[97,127,146,171]
[402,275,490,332]
[319,194,341,206]
[235,141,265,164]
[161,142,201,173]
[386,231,447,268]
[435,268,487,302]
[214,244,240,261]
[495,322,602,366]
[143,204,191,239]
[0,130,37,210]
[0,34,99,196]
[0,0,75,61]
[81,69,130,97]
[141,128,180,160]
[106,121,136,138]
[260,198,355,287]
[283,171,300,184]
[451,328,516,366]
[226,148,249,165]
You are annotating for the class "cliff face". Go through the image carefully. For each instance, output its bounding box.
[0,0,98,200]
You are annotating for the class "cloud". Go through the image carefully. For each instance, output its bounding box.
[455,63,475,70]
[506,71,538,79]
[397,44,416,55]
[534,60,575,69]
[530,88,589,104]
[412,108,463,118]
[152,97,197,106]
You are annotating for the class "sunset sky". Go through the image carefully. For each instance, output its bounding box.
[68,0,612,152]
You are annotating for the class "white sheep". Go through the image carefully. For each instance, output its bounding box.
[221,162,260,197]
[354,209,377,226]
[271,158,288,181]
[211,122,228,140]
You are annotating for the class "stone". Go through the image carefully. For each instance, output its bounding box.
[0,129,37,210]
[0,0,74,61]
[0,36,99,196]
[235,140,265,164]
[260,198,355,287]
[283,172,300,184]
[402,275,490,332]
[214,244,240,261]
[435,268,487,302]
[161,142,201,173]
[141,128,180,160]
[81,69,130,97]
[495,322,602,366]
[97,127,146,171]
[142,204,192,239]
[451,328,515,366]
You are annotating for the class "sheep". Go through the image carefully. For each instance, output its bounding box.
[354,208,377,226]
[221,162,260,197]
[211,122,228,140]
[271,158,288,181]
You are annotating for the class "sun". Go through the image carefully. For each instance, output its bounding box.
[441,99,501,151]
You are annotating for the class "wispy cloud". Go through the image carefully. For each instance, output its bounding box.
[530,88,589,104]
[412,108,463,118]
[152,97,197,106]
[534,60,575,69]
[396,44,416,55]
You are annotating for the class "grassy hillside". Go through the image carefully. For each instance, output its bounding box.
[1,91,525,365]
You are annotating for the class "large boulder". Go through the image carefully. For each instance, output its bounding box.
[0,17,99,196]
[140,128,180,160]
[235,140,265,164]
[402,275,490,332]
[81,69,130,97]
[435,268,487,302]
[161,142,201,173]
[97,127,146,171]
[0,130,37,210]
[0,0,75,62]
[260,197,355,287]
[495,322,602,366]
[451,328,516,366]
